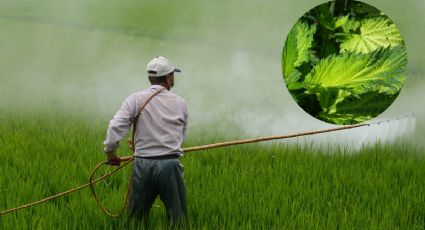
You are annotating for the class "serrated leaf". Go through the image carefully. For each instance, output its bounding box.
[302,47,406,125]
[304,46,407,95]
[335,92,397,115]
[319,92,397,125]
[295,22,316,66]
[286,69,304,91]
[334,15,349,29]
[318,113,372,125]
[317,89,352,114]
[341,18,361,33]
[340,17,404,53]
[282,21,316,78]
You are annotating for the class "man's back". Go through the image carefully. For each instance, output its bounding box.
[131,85,188,157]
[103,85,188,157]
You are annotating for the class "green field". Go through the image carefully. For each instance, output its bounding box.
[1,111,424,229]
[1,0,425,229]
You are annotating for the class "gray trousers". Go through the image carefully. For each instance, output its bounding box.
[128,157,187,224]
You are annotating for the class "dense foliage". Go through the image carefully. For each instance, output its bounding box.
[282,1,407,125]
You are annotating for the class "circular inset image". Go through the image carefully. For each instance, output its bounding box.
[282,0,407,125]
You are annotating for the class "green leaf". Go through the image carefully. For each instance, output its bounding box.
[335,92,397,115]
[334,15,349,29]
[303,47,406,125]
[318,113,372,125]
[315,3,335,30]
[286,69,304,91]
[304,46,407,96]
[295,22,316,67]
[282,21,316,78]
[317,89,352,114]
[348,1,383,18]
[341,18,361,33]
[318,92,397,125]
[340,17,404,54]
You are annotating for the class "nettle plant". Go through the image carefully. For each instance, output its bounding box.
[282,1,407,125]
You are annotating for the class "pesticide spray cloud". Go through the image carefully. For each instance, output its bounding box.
[0,0,422,149]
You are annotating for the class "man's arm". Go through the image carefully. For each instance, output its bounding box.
[103,96,137,159]
[182,102,188,141]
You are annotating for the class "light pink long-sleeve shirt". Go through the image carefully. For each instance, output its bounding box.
[104,85,188,157]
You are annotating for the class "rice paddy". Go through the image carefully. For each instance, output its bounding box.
[1,0,425,229]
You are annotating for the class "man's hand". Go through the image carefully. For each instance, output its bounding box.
[107,157,121,166]
[105,151,121,166]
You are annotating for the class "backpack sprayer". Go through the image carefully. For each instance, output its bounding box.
[0,89,416,217]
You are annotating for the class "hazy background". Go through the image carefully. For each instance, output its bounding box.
[0,0,423,147]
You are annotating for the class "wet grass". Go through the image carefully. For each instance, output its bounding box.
[0,111,424,229]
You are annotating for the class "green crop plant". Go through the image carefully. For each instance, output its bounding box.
[282,1,407,125]
[1,110,425,229]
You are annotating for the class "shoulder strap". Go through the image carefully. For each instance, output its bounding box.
[128,88,165,152]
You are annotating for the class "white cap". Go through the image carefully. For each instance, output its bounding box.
[146,56,181,77]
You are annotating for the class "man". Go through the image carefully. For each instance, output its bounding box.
[103,56,188,224]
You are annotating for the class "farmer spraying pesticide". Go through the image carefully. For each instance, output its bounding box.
[103,56,188,224]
